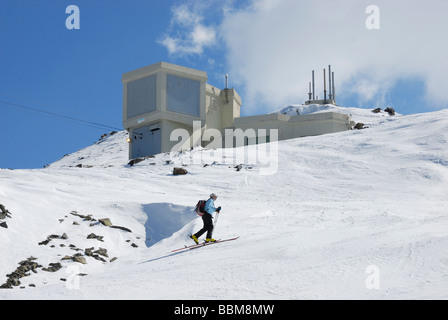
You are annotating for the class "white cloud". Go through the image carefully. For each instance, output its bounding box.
[172,4,200,26]
[191,24,216,48]
[159,3,217,56]
[219,0,448,113]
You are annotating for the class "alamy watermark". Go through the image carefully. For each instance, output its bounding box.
[365,5,380,30]
[65,265,82,290]
[365,265,381,290]
[170,121,279,176]
[66,5,80,30]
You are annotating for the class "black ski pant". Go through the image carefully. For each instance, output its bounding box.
[194,213,214,239]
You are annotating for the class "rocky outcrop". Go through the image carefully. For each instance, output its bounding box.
[385,107,396,116]
[127,155,155,166]
[0,257,41,289]
[173,167,188,175]
[1,210,138,290]
[70,211,96,222]
[85,247,108,262]
[99,218,112,227]
[38,233,68,246]
[110,225,132,233]
[0,204,11,229]
[71,212,132,233]
[42,262,63,273]
[87,233,104,242]
[0,204,11,220]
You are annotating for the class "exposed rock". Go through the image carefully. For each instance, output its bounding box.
[128,156,154,166]
[84,247,107,262]
[372,108,382,113]
[0,222,7,229]
[99,218,112,227]
[99,131,118,142]
[385,107,396,116]
[95,248,108,258]
[110,225,132,233]
[128,158,144,166]
[70,211,95,221]
[71,211,132,233]
[354,122,365,130]
[87,233,104,242]
[0,204,12,220]
[72,255,87,265]
[173,167,188,175]
[38,239,51,246]
[38,233,69,246]
[1,257,43,288]
[42,262,62,273]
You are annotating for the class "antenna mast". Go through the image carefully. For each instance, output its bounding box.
[323,68,327,104]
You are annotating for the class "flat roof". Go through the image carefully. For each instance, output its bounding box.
[233,111,350,126]
[122,61,208,83]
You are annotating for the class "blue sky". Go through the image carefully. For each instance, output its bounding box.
[1,0,447,169]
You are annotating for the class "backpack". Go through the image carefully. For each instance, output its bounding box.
[195,200,207,216]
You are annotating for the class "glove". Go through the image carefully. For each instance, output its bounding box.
[216,206,222,212]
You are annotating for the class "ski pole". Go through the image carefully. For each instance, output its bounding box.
[214,210,220,229]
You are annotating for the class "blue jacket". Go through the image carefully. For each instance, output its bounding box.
[204,198,217,215]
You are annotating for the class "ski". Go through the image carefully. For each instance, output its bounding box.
[171,237,239,253]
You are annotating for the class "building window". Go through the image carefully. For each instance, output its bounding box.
[166,74,200,117]
[127,74,157,119]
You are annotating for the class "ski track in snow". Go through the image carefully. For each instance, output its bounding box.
[1,106,448,299]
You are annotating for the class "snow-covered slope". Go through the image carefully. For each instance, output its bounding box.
[273,103,400,126]
[1,107,448,299]
[47,131,129,169]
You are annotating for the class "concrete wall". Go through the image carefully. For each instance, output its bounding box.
[205,84,241,131]
[229,112,351,145]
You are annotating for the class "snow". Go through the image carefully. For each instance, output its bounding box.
[272,103,400,126]
[1,105,448,299]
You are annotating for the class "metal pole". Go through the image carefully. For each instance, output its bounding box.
[328,65,332,100]
[332,72,335,103]
[312,70,315,100]
[225,74,229,103]
[323,68,327,103]
[308,82,312,100]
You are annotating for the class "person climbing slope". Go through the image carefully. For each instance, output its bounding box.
[190,193,221,244]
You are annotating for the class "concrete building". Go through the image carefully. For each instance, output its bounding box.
[122,62,352,159]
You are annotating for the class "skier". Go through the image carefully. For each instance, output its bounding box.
[190,193,221,244]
